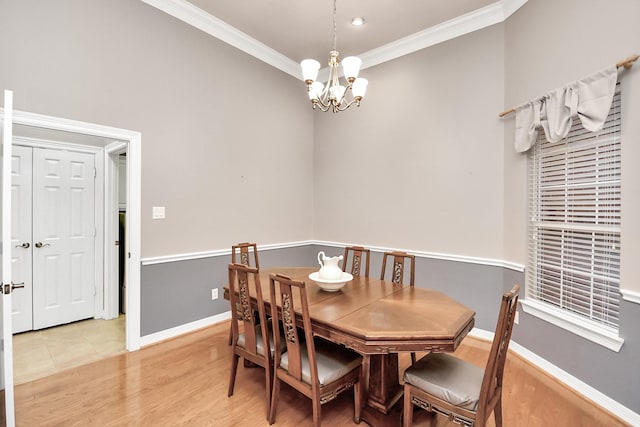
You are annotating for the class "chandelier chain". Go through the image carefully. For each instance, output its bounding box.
[332,0,337,52]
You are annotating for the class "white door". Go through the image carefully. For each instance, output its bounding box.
[1,89,17,426]
[32,148,96,330]
[10,146,32,333]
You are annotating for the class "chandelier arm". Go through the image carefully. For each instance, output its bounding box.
[335,98,356,112]
[316,102,332,112]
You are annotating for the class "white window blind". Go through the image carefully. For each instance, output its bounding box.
[527,84,621,332]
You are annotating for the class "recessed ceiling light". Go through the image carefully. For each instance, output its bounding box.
[351,17,365,27]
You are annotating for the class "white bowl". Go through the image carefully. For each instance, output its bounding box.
[308,271,353,292]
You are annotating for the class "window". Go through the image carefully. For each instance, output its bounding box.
[523,84,623,351]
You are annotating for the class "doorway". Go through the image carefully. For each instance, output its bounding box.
[7,110,142,352]
[11,143,99,334]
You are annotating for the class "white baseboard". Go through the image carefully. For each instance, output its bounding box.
[468,328,640,425]
[139,311,231,347]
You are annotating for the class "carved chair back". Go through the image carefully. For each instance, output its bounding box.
[381,251,415,286]
[342,245,371,277]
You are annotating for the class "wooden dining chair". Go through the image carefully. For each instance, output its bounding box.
[381,250,417,362]
[228,242,260,345]
[380,250,415,286]
[227,263,274,419]
[232,242,260,269]
[342,245,370,277]
[402,284,520,427]
[268,273,363,427]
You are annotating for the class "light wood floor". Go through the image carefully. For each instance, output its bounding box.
[13,320,629,426]
[13,316,125,385]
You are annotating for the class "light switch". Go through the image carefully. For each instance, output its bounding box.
[152,206,165,219]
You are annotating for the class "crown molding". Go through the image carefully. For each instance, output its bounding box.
[139,0,300,79]
[359,0,527,70]
[141,0,527,81]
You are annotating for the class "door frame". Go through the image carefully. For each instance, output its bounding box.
[105,141,127,320]
[1,109,142,351]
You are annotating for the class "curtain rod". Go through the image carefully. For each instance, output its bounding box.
[498,54,639,118]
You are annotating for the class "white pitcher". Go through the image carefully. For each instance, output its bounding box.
[317,251,343,280]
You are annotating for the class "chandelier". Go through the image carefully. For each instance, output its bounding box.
[300,0,368,113]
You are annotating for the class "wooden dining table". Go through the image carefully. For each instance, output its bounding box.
[225,266,475,427]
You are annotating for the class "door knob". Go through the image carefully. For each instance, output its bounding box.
[2,282,25,294]
[15,242,30,249]
[35,242,51,248]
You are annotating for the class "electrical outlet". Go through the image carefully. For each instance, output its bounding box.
[211,288,219,300]
[514,310,520,325]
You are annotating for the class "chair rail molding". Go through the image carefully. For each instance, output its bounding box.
[314,240,525,272]
[621,288,640,305]
[140,239,526,272]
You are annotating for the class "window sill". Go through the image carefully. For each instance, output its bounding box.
[520,299,624,352]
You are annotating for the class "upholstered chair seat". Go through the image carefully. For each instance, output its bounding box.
[280,337,362,386]
[403,353,483,411]
[402,285,520,427]
[237,324,286,357]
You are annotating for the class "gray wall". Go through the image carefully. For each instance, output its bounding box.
[501,0,640,412]
[0,0,315,258]
[313,24,506,260]
[142,244,506,335]
[141,245,317,335]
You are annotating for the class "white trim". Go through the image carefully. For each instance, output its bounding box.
[140,239,525,271]
[2,108,143,352]
[140,0,527,79]
[314,240,526,272]
[140,240,312,265]
[467,328,640,426]
[139,0,300,79]
[621,288,640,304]
[13,135,103,154]
[103,147,120,320]
[360,1,505,70]
[520,299,624,352]
[139,311,231,347]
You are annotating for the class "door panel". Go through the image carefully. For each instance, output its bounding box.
[32,148,95,330]
[10,146,32,333]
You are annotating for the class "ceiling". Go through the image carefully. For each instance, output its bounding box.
[142,0,527,78]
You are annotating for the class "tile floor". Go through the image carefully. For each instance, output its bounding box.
[12,315,126,385]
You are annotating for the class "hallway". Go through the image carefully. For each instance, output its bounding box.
[13,315,125,385]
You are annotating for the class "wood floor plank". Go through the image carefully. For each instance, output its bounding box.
[13,321,630,426]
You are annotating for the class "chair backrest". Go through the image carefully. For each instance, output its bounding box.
[232,242,260,269]
[342,246,371,277]
[269,274,318,386]
[380,251,415,286]
[228,263,268,358]
[476,284,520,422]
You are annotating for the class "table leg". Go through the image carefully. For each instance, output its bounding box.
[361,353,404,427]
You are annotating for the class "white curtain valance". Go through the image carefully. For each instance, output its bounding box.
[514,66,618,153]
